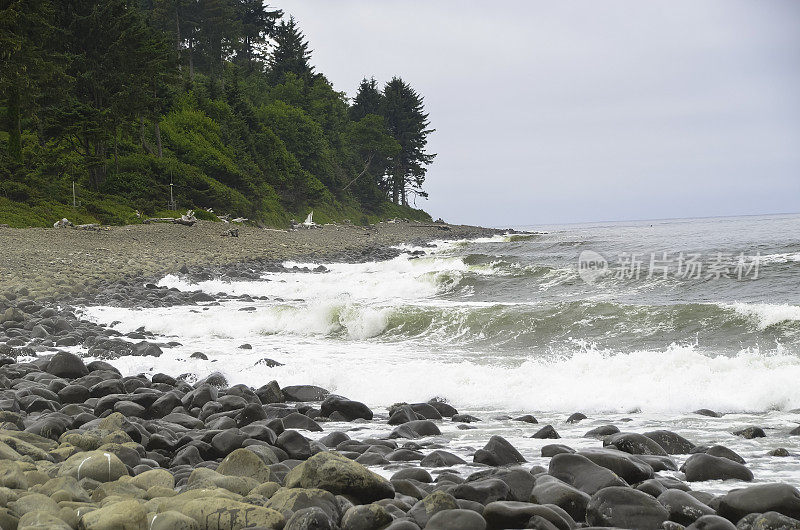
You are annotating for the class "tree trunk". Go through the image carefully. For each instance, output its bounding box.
[114,123,119,175]
[140,116,154,156]
[89,138,107,190]
[342,154,374,191]
[6,81,22,162]
[175,9,182,70]
[154,121,163,158]
[188,39,195,82]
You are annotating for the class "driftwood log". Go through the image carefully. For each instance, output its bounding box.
[144,210,197,226]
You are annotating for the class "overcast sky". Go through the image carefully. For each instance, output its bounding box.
[276,1,800,227]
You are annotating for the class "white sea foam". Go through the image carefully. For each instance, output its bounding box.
[723,302,800,329]
[73,232,800,416]
[73,300,800,414]
[158,252,474,302]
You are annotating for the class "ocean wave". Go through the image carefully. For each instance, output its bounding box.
[80,296,800,355]
[722,302,800,330]
[91,341,800,413]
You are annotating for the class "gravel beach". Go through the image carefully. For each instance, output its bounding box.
[0,221,499,300]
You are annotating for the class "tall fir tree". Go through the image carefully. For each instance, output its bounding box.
[235,0,282,71]
[268,16,313,84]
[349,77,382,122]
[381,77,435,205]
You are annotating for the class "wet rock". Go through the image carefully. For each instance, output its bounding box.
[17,512,71,529]
[217,447,276,483]
[79,498,148,529]
[321,396,373,421]
[694,409,723,418]
[211,428,248,455]
[685,514,737,529]
[643,430,695,454]
[427,398,458,418]
[46,351,89,378]
[390,420,441,439]
[284,507,334,530]
[705,445,745,464]
[392,468,433,483]
[604,432,668,455]
[741,511,800,529]
[637,453,678,472]
[473,435,527,466]
[769,447,791,457]
[548,453,627,495]
[148,510,199,530]
[425,509,486,530]
[255,380,284,404]
[586,486,669,529]
[283,385,329,402]
[514,414,538,424]
[716,483,800,522]
[410,403,443,420]
[658,489,715,525]
[408,491,460,527]
[277,429,312,459]
[340,503,392,530]
[420,450,467,467]
[58,384,91,404]
[531,425,560,439]
[452,413,481,423]
[285,451,394,504]
[0,460,28,489]
[58,450,129,482]
[577,447,654,483]
[583,425,619,438]
[178,497,284,529]
[566,412,587,423]
[389,405,421,425]
[451,478,512,505]
[530,475,590,523]
[681,453,753,482]
[541,445,574,457]
[266,488,340,524]
[483,501,574,530]
[733,426,766,439]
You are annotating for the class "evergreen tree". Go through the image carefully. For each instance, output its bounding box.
[381,77,435,205]
[196,0,240,82]
[0,5,436,227]
[342,114,398,197]
[268,16,313,84]
[48,0,171,189]
[235,0,282,71]
[0,0,59,161]
[349,77,382,122]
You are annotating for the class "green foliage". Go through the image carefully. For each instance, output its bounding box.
[0,3,436,228]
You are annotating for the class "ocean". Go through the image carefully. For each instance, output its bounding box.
[75,213,800,492]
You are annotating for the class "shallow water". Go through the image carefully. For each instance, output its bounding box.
[75,213,800,492]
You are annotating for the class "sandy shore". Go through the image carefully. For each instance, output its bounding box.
[0,221,500,299]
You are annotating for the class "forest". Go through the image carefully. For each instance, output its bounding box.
[0,0,435,227]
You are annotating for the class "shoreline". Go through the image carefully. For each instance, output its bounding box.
[1,221,800,528]
[0,220,503,301]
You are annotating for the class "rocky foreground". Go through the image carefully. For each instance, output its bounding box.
[1,300,800,530]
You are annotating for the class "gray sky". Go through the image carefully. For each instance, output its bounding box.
[277,1,800,227]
